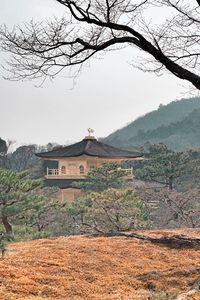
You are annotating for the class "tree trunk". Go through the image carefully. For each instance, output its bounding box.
[1,216,12,234]
[169,176,173,190]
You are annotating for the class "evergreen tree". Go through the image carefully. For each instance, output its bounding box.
[67,188,149,234]
[73,163,126,192]
[135,144,189,190]
[0,169,44,234]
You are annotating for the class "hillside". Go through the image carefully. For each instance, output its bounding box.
[1,229,200,300]
[128,108,200,151]
[103,97,200,151]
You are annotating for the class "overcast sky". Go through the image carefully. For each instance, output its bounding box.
[0,0,195,147]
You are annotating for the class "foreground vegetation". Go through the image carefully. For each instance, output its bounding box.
[1,229,200,300]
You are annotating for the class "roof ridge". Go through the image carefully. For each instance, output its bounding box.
[36,137,142,158]
[84,138,96,155]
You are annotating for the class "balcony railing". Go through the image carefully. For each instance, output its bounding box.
[117,167,133,179]
[47,168,59,176]
[46,168,85,179]
[46,167,134,179]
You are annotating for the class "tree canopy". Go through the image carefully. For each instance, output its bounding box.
[0,169,44,234]
[66,188,149,233]
[73,163,126,192]
[1,1,200,89]
[135,144,189,189]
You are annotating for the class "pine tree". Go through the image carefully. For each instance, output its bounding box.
[67,188,149,234]
[73,163,126,192]
[136,144,189,190]
[0,169,44,234]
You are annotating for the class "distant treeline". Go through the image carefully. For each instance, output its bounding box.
[0,139,63,178]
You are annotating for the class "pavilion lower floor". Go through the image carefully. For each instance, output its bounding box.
[58,188,84,202]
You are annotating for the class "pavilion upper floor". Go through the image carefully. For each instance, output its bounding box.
[43,155,140,179]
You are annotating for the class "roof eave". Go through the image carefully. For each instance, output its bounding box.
[35,153,143,159]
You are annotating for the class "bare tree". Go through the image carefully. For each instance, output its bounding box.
[138,187,200,228]
[1,1,200,89]
[9,145,37,172]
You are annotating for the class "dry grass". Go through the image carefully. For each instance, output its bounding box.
[0,229,200,300]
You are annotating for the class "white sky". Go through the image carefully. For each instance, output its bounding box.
[0,0,194,146]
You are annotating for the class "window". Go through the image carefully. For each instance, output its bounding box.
[61,166,66,175]
[89,165,95,170]
[79,165,85,175]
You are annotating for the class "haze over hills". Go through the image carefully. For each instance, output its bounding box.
[102,97,200,151]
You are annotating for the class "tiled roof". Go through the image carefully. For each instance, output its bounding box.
[36,138,142,158]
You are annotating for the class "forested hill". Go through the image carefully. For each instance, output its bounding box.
[102,97,200,151]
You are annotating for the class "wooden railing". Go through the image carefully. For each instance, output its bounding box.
[47,168,60,176]
[46,168,85,178]
[117,167,133,178]
[46,167,134,178]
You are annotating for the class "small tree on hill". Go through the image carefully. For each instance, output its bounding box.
[73,163,127,192]
[135,144,189,190]
[0,169,45,234]
[67,188,149,234]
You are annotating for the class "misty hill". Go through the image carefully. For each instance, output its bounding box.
[103,97,200,151]
[129,108,200,151]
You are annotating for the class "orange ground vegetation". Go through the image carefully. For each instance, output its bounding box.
[0,229,200,300]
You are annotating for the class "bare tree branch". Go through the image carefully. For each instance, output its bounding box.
[1,0,200,89]
[196,0,200,7]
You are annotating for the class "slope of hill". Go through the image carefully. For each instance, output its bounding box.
[128,108,200,151]
[103,97,200,150]
[2,229,200,300]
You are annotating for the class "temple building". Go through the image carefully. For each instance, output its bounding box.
[36,131,143,201]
